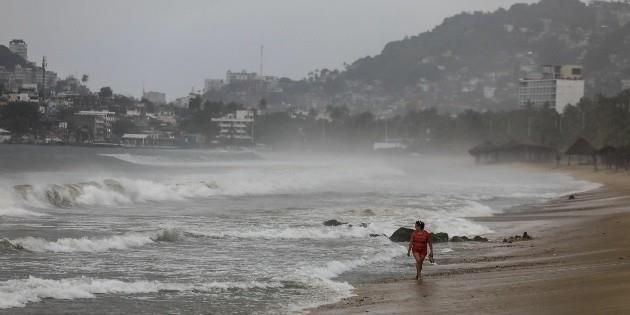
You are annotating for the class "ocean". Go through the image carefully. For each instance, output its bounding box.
[0,145,597,314]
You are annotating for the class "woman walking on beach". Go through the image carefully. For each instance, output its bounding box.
[407,220,433,280]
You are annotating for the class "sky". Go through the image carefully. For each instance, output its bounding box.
[2,0,537,100]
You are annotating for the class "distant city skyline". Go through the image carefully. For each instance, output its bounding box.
[2,0,536,100]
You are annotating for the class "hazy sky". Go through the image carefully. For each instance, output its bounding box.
[2,0,536,100]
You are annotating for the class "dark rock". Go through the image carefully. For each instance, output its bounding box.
[323,219,347,227]
[389,227,414,242]
[363,209,375,216]
[473,236,488,242]
[503,232,533,243]
[369,234,386,238]
[568,194,576,200]
[450,236,467,242]
[359,223,369,228]
[431,232,449,243]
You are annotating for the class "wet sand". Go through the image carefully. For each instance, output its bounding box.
[310,164,630,315]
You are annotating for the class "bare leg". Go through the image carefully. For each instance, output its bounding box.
[413,252,426,280]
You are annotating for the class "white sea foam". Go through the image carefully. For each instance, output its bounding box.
[0,206,45,217]
[10,230,177,253]
[0,276,282,309]
[288,246,403,313]
[305,246,402,280]
[187,223,388,240]
[0,188,45,217]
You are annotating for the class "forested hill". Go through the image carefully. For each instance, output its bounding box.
[0,45,27,70]
[334,0,630,111]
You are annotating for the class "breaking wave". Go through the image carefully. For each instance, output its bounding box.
[186,223,388,240]
[12,179,219,208]
[9,229,179,253]
[287,246,403,313]
[304,246,402,280]
[0,189,45,217]
[101,151,262,166]
[0,276,283,309]
[6,159,403,209]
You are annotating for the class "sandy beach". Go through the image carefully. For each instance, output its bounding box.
[310,164,630,315]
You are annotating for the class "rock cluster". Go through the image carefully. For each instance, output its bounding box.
[503,232,532,243]
[388,228,486,243]
[449,235,488,242]
[323,219,347,226]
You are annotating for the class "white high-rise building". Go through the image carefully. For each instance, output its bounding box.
[518,65,585,113]
[9,39,27,60]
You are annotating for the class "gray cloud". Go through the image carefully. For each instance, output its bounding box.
[1,0,535,99]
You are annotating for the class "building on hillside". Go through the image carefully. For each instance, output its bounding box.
[518,65,584,113]
[226,70,258,84]
[0,66,10,85]
[204,79,225,92]
[74,110,116,142]
[156,107,177,125]
[3,64,57,91]
[7,84,39,103]
[142,91,166,105]
[9,39,27,60]
[211,110,255,144]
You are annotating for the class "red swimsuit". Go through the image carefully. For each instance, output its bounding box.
[411,230,431,257]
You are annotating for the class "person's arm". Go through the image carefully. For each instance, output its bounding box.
[428,233,434,257]
[407,233,413,256]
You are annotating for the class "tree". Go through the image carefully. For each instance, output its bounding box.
[258,98,268,111]
[188,95,202,111]
[326,105,350,122]
[0,102,41,135]
[81,74,89,85]
[111,118,138,138]
[99,86,113,98]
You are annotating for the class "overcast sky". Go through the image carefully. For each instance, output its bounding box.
[2,0,536,100]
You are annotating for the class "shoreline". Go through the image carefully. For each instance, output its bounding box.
[309,163,630,314]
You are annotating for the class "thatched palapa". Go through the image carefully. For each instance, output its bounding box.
[565,138,595,165]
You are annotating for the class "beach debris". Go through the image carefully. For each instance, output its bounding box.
[323,219,347,226]
[503,232,533,243]
[369,233,387,238]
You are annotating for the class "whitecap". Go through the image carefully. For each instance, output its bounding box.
[0,276,282,309]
